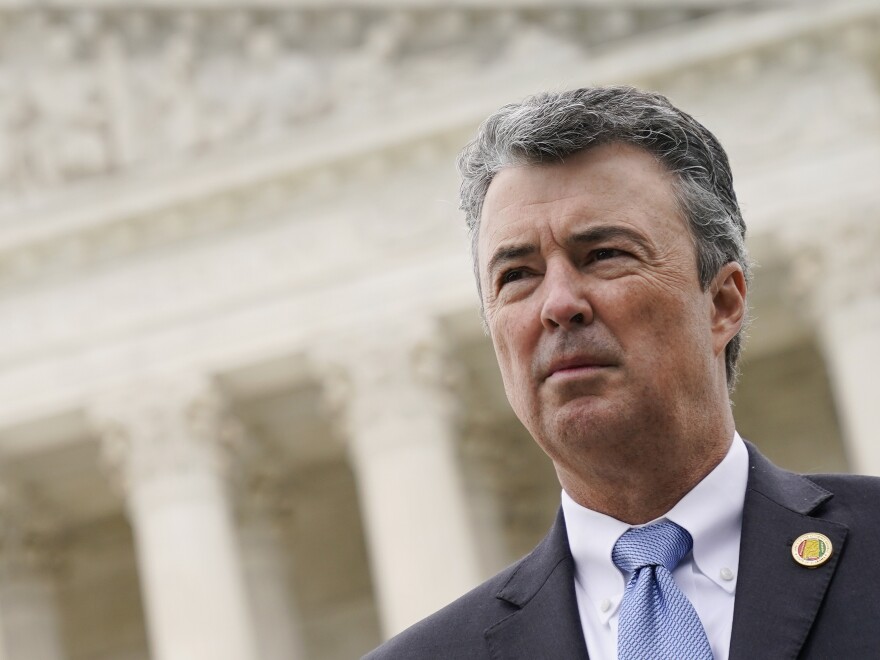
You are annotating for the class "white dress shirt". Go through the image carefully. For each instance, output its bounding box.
[561,434,749,660]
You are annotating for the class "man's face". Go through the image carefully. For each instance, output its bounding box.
[478,143,731,467]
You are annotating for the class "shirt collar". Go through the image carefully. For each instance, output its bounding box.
[562,433,748,620]
[665,433,748,594]
[561,488,630,623]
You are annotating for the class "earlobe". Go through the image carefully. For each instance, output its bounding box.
[711,263,747,354]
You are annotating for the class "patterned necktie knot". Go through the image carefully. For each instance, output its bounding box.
[612,520,713,660]
[612,520,693,574]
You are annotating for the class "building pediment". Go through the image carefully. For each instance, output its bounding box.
[0,3,715,208]
[0,0,877,290]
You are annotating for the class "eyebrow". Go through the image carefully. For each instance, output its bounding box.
[486,224,652,277]
[486,244,538,278]
[566,225,652,254]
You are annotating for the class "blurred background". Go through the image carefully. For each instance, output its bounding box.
[0,1,877,658]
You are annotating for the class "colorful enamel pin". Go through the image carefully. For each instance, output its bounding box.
[791,532,833,568]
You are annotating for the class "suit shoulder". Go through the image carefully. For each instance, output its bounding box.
[804,472,880,519]
[361,561,522,660]
[805,471,880,495]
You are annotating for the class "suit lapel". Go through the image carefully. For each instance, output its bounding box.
[484,510,589,659]
[729,444,848,660]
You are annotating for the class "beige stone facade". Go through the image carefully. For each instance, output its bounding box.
[0,1,877,658]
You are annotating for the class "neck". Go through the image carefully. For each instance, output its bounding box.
[556,415,735,525]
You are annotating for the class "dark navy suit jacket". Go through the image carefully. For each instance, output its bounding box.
[364,443,880,659]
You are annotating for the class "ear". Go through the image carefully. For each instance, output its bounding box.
[710,262,747,357]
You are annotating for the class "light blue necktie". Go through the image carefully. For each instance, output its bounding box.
[612,520,714,660]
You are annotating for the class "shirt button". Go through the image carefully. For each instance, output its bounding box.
[599,599,612,613]
[720,567,735,581]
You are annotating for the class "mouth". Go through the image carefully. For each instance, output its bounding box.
[544,357,614,381]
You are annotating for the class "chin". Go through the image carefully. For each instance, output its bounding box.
[536,398,622,455]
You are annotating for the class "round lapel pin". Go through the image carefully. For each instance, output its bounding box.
[792,532,833,568]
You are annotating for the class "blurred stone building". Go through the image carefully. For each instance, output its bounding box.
[0,1,877,658]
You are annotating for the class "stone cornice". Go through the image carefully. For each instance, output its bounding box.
[0,0,876,290]
[0,0,780,9]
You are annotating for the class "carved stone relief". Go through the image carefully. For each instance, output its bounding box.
[0,6,714,207]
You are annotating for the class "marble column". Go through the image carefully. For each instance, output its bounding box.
[93,377,259,660]
[458,419,514,576]
[315,323,481,638]
[0,490,67,660]
[236,470,306,660]
[794,220,880,475]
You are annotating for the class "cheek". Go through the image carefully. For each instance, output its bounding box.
[490,316,535,398]
[608,284,703,350]
[598,284,664,340]
[633,291,713,371]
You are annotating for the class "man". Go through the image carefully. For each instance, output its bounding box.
[365,86,880,659]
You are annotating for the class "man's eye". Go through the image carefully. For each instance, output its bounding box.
[594,248,622,261]
[501,269,526,285]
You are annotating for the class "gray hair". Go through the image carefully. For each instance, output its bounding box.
[457,85,750,388]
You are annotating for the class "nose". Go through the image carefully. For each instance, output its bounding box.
[540,265,593,330]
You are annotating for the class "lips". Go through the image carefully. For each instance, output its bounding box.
[543,355,614,380]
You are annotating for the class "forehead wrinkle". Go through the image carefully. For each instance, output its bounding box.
[481,193,595,253]
[496,191,593,216]
[484,164,595,217]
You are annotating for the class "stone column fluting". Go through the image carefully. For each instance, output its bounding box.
[788,216,880,475]
[91,377,258,660]
[458,417,517,576]
[0,485,68,660]
[313,322,481,638]
[234,454,306,660]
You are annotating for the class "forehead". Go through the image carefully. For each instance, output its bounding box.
[478,143,684,266]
